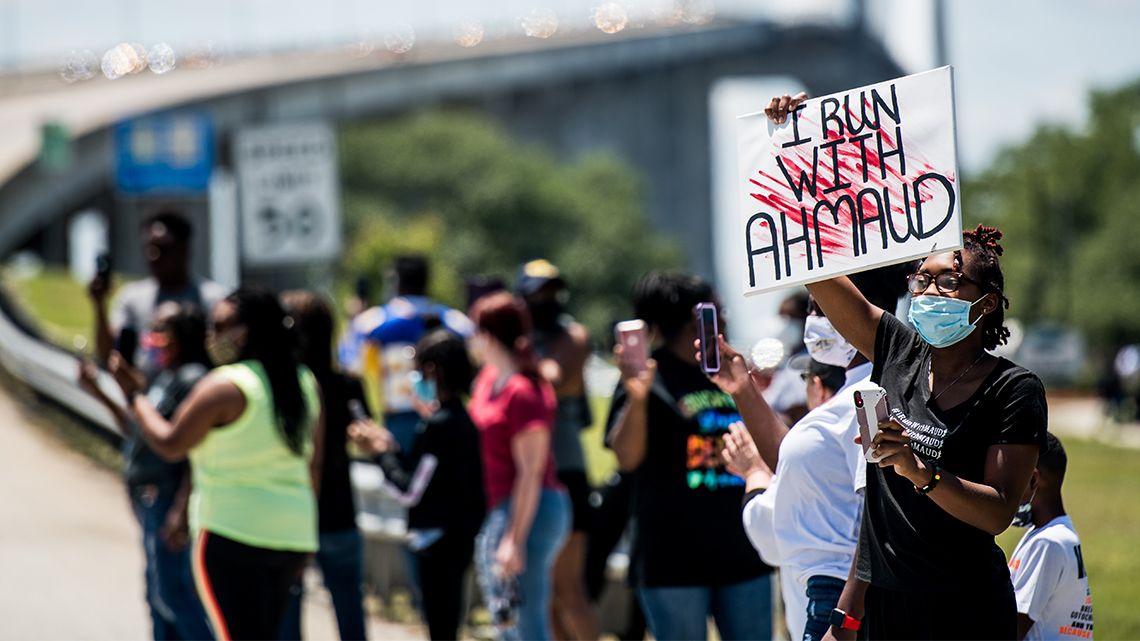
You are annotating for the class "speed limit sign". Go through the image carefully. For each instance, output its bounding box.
[234,122,342,266]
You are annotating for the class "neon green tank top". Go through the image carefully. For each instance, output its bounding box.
[189,360,321,552]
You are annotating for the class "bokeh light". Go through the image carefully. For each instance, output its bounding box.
[101,43,140,80]
[384,24,416,54]
[520,9,559,39]
[128,43,149,74]
[680,0,715,25]
[147,43,177,74]
[593,3,629,34]
[59,50,97,84]
[749,338,786,371]
[345,37,377,58]
[452,20,485,48]
[651,1,684,26]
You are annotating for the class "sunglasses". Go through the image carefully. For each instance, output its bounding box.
[906,271,984,295]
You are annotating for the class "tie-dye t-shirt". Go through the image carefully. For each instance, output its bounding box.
[606,348,772,587]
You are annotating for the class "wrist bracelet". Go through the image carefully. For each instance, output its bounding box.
[915,461,941,494]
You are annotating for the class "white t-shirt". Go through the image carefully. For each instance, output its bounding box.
[741,362,871,639]
[1010,515,1094,640]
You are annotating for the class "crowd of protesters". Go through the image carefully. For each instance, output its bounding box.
[71,92,1093,641]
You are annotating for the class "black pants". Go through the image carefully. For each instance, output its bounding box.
[863,582,1016,640]
[414,531,476,641]
[194,530,308,641]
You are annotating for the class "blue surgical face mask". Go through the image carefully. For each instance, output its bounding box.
[907,295,986,348]
[409,371,438,404]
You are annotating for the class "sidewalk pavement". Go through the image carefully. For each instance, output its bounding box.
[0,381,424,641]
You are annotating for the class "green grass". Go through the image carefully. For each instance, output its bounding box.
[582,394,1139,638]
[6,270,1136,637]
[997,436,1140,639]
[0,266,103,354]
[582,395,619,486]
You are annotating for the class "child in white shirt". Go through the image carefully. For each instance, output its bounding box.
[1009,432,1094,641]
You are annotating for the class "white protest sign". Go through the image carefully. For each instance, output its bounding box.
[737,66,962,296]
[235,122,342,266]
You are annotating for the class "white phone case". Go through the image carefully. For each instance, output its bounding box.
[855,387,890,463]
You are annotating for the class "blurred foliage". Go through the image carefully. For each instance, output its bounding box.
[338,110,682,340]
[963,79,1140,354]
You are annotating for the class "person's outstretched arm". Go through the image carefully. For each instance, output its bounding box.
[76,360,129,431]
[113,357,244,460]
[761,91,885,359]
[806,278,884,361]
[701,336,788,468]
[606,345,656,472]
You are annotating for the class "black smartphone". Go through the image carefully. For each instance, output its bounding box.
[116,326,139,365]
[348,399,369,421]
[695,302,720,374]
[95,252,112,281]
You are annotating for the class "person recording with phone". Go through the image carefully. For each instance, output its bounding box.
[700,266,910,641]
[278,290,370,641]
[348,328,486,641]
[88,211,228,372]
[606,272,773,641]
[78,301,214,641]
[109,288,326,641]
[768,93,1047,641]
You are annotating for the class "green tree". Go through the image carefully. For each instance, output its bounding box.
[338,111,681,338]
[963,79,1140,352]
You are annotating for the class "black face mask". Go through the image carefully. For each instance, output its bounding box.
[529,300,563,330]
[1011,501,1034,528]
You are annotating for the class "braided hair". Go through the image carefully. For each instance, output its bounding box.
[955,224,1011,351]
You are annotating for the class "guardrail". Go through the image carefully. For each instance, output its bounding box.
[0,285,639,631]
[0,287,125,433]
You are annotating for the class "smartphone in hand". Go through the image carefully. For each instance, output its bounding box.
[614,319,648,374]
[695,303,720,374]
[854,387,890,463]
[95,252,112,281]
[348,399,368,421]
[116,327,139,366]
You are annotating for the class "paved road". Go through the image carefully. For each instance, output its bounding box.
[0,383,423,641]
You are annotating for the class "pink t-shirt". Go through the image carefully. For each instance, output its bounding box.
[468,366,561,508]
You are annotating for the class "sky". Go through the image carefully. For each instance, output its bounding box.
[3,0,1140,173]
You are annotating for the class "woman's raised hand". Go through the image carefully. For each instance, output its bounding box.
[614,343,657,403]
[347,418,399,455]
[720,422,772,485]
[696,335,751,397]
[764,92,809,124]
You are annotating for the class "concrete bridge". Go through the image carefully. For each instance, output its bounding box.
[0,19,903,283]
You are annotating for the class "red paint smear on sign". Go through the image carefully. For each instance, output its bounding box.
[747,109,956,264]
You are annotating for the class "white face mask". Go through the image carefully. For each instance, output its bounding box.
[803,315,857,368]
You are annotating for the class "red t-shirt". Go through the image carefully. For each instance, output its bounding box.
[468,366,561,508]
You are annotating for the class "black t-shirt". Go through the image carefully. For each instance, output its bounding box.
[858,313,1048,593]
[377,399,486,536]
[605,348,771,587]
[123,362,207,488]
[317,372,368,533]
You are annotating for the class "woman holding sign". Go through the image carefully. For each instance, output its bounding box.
[767,84,1047,641]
